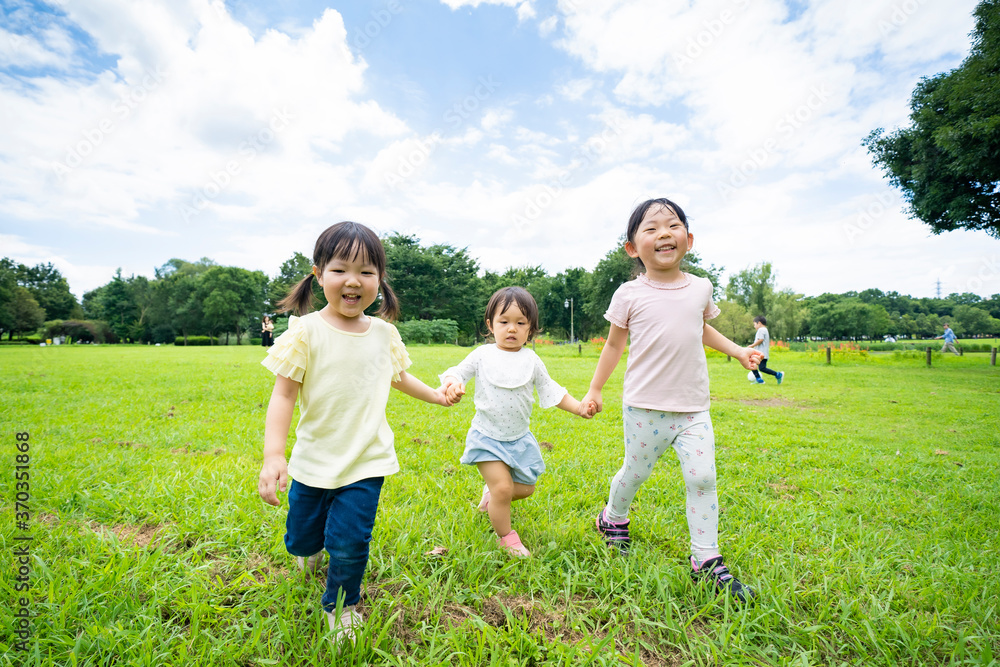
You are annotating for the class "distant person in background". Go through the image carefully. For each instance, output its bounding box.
[261,315,275,347]
[934,322,960,355]
[750,316,784,385]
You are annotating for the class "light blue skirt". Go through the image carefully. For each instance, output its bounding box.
[460,428,545,485]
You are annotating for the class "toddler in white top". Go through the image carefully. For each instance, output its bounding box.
[582,198,762,603]
[441,286,595,557]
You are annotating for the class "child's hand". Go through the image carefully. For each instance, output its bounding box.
[258,455,288,507]
[582,390,603,415]
[576,399,598,419]
[444,382,466,405]
[736,348,763,370]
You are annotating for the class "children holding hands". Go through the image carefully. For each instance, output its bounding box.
[260,200,761,651]
[440,286,595,557]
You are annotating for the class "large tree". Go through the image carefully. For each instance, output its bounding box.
[725,262,776,317]
[0,258,17,335]
[9,287,45,339]
[198,266,268,344]
[382,234,481,339]
[864,0,1000,238]
[268,251,321,314]
[16,262,80,320]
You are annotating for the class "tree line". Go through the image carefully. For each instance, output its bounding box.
[2,239,999,345]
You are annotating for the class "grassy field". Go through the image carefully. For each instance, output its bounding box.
[1,343,999,666]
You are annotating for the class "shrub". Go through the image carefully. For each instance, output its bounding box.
[151,324,176,345]
[811,342,870,362]
[174,335,217,346]
[44,319,115,344]
[396,319,459,345]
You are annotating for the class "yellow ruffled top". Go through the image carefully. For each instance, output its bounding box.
[261,316,309,383]
[259,312,413,489]
[262,315,410,383]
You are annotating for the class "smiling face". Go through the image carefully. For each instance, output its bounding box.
[314,251,380,328]
[625,203,693,282]
[487,302,532,352]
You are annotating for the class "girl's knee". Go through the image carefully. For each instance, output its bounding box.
[489,478,515,501]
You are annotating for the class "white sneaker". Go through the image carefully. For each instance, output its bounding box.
[326,605,363,644]
[296,551,323,573]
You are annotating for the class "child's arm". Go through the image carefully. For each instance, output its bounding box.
[439,348,479,404]
[703,324,763,370]
[581,324,629,414]
[393,370,457,406]
[556,392,596,418]
[258,374,300,507]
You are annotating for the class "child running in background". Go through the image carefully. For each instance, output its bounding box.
[750,316,784,384]
[258,221,458,644]
[440,286,595,557]
[582,198,762,603]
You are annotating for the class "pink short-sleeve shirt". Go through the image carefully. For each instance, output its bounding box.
[605,272,720,413]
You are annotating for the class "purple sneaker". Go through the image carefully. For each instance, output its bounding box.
[690,555,756,603]
[595,508,630,554]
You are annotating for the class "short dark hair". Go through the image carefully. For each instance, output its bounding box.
[625,198,689,272]
[484,286,539,340]
[754,316,767,325]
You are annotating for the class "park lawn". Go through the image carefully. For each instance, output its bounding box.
[1,343,998,666]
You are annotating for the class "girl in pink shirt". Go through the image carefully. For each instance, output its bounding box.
[582,198,762,603]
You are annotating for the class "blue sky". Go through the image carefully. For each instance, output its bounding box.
[1,0,996,301]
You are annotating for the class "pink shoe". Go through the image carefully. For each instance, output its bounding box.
[498,530,531,557]
[477,484,490,512]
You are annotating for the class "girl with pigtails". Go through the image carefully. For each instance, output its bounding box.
[257,221,459,645]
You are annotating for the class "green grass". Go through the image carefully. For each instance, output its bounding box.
[1,344,999,666]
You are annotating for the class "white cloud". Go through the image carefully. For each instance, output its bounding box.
[439,0,520,8]
[0,1,408,234]
[516,2,537,22]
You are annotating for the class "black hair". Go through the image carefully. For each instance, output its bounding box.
[277,221,399,320]
[484,286,539,340]
[754,316,767,325]
[625,198,689,272]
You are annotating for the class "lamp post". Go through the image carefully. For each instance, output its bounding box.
[564,298,574,343]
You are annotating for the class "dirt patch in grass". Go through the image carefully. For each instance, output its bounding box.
[734,396,805,408]
[89,520,168,548]
[363,588,682,664]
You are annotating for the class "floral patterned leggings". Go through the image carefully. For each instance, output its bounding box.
[605,406,719,560]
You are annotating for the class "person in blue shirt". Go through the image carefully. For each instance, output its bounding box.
[934,323,960,355]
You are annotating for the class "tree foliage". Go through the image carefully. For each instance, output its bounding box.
[864,0,1000,238]
[725,262,776,317]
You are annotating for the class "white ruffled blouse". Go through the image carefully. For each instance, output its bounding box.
[440,344,566,441]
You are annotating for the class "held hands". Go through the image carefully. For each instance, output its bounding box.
[576,399,598,419]
[258,455,288,507]
[581,389,603,416]
[441,377,466,406]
